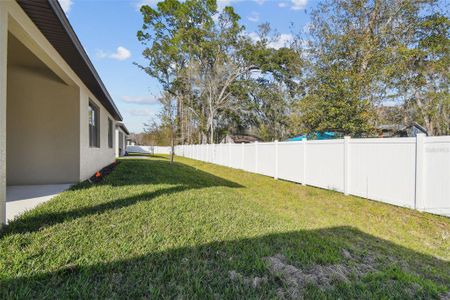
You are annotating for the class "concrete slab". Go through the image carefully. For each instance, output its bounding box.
[6,184,72,223]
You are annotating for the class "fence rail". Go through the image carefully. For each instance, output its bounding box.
[172,134,449,217]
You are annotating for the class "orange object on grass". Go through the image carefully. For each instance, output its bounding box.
[95,171,101,178]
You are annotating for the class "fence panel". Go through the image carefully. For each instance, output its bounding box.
[200,145,207,161]
[229,144,242,169]
[423,136,450,216]
[349,138,416,208]
[154,146,171,155]
[218,144,228,166]
[305,140,345,192]
[257,142,276,177]
[277,142,305,183]
[242,144,256,173]
[127,145,172,155]
[127,145,153,154]
[166,134,450,217]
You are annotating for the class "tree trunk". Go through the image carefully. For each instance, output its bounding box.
[210,118,214,144]
[170,127,175,164]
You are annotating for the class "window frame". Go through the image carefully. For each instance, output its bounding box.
[88,101,100,148]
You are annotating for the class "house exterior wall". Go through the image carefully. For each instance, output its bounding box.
[7,0,117,183]
[6,35,80,185]
[0,2,8,226]
[115,127,127,157]
[0,1,121,225]
[79,89,116,180]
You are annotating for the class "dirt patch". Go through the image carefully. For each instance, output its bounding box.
[89,161,120,183]
[229,270,268,289]
[264,250,376,299]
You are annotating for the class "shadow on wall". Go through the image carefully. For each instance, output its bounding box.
[1,226,449,298]
[1,158,242,235]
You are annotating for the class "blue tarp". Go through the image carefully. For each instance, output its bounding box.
[287,132,337,141]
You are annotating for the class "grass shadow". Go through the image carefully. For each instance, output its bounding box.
[103,158,242,188]
[1,226,448,298]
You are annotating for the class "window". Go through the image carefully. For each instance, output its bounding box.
[108,118,113,148]
[88,101,100,147]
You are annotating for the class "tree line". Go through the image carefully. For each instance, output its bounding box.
[136,0,449,146]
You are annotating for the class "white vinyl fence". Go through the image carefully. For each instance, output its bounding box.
[175,134,450,217]
[126,145,172,155]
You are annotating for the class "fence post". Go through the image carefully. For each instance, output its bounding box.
[255,141,259,173]
[241,142,245,170]
[274,140,279,180]
[415,133,425,211]
[344,136,351,195]
[302,138,307,186]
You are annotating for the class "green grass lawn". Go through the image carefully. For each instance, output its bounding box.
[1,156,449,299]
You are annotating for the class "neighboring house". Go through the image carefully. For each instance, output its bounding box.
[221,134,262,144]
[377,123,428,137]
[115,122,129,157]
[0,1,127,225]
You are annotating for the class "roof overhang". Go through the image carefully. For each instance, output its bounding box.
[116,122,130,135]
[17,0,123,121]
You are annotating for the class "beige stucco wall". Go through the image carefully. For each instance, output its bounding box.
[0,1,120,224]
[79,89,116,180]
[0,3,8,225]
[115,127,127,157]
[7,35,80,185]
[7,1,117,183]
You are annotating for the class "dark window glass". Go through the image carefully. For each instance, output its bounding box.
[108,119,113,148]
[89,102,100,147]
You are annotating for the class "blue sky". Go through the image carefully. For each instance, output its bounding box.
[60,0,314,133]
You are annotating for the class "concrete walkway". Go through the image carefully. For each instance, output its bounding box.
[6,184,72,223]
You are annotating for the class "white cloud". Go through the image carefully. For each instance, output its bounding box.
[246,31,294,50]
[291,0,308,10]
[269,33,294,49]
[248,12,260,22]
[254,0,266,4]
[58,0,73,13]
[135,0,162,10]
[246,32,260,43]
[217,0,239,11]
[121,95,159,105]
[278,2,288,8]
[97,47,131,61]
[110,47,131,61]
[127,108,155,117]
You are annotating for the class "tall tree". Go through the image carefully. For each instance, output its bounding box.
[291,0,442,136]
[158,92,178,163]
[138,1,303,143]
[137,0,216,144]
[392,12,450,135]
